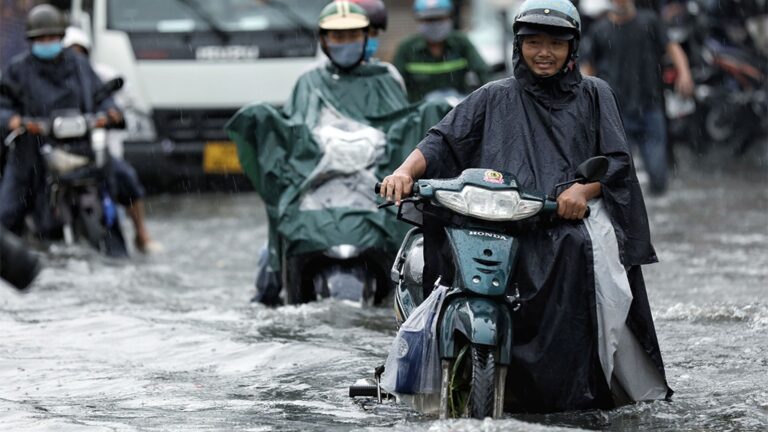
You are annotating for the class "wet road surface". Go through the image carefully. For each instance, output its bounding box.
[1,148,766,431]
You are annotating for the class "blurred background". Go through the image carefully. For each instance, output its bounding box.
[1,1,767,431]
[3,0,764,192]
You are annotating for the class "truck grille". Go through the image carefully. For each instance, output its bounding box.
[152,108,236,142]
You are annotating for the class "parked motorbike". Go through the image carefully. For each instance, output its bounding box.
[352,157,609,418]
[0,78,129,257]
[662,0,767,154]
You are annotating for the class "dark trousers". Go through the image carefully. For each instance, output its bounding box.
[623,109,669,194]
[0,136,54,236]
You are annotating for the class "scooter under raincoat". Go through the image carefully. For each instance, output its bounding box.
[225,62,450,291]
[410,53,673,412]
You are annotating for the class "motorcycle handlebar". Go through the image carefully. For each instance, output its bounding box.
[547,199,591,219]
[373,182,420,196]
[373,187,590,219]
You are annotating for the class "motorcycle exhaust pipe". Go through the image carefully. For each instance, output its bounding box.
[1,228,42,291]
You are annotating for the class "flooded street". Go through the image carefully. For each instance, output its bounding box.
[1,149,766,431]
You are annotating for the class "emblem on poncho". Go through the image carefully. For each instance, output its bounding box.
[484,170,504,184]
[397,338,409,358]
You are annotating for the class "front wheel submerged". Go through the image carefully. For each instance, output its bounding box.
[469,344,496,419]
[440,343,501,419]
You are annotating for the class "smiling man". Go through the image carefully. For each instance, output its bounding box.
[379,0,672,413]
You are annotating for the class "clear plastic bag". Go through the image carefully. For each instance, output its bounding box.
[381,285,447,395]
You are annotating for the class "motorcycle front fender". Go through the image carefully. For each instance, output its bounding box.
[438,296,513,365]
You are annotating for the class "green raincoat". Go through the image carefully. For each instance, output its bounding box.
[225,62,449,270]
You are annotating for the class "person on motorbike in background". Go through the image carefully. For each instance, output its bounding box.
[229,0,417,305]
[380,0,672,413]
[61,26,161,253]
[0,4,158,253]
[349,0,407,92]
[393,0,491,102]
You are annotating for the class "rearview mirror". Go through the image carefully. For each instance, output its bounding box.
[93,77,124,105]
[576,156,609,183]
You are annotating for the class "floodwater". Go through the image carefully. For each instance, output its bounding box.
[1,148,766,431]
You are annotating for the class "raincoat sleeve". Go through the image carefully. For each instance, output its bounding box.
[462,35,492,85]
[416,86,489,179]
[0,65,22,136]
[590,77,657,265]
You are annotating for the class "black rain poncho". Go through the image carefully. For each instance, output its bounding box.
[225,62,450,270]
[416,50,672,412]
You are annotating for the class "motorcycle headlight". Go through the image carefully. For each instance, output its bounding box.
[434,186,543,221]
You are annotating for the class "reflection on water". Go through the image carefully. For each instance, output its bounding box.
[1,150,766,431]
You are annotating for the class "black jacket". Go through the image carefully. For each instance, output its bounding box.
[0,49,118,139]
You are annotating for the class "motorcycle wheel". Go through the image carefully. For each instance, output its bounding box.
[705,103,738,144]
[75,200,103,251]
[447,343,496,419]
[282,252,306,304]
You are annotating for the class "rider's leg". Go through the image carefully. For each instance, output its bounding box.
[253,243,283,305]
[110,158,157,253]
[0,138,38,235]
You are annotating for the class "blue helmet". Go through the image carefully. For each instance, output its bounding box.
[413,0,452,20]
[513,0,581,40]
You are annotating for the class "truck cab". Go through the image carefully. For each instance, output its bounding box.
[70,0,328,188]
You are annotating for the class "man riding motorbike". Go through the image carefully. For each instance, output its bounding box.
[380,0,672,412]
[226,0,449,305]
[0,4,157,253]
[393,0,491,102]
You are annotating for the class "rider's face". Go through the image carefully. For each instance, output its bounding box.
[521,34,570,77]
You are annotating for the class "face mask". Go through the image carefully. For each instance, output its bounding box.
[327,40,365,69]
[31,41,63,60]
[364,37,379,62]
[419,20,452,43]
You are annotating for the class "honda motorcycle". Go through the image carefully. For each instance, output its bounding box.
[349,157,609,418]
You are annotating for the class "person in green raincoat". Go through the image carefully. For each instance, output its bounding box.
[393,0,491,102]
[225,1,449,305]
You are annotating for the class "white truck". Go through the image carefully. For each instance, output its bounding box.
[69,0,328,188]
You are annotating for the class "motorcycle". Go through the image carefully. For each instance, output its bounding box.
[662,0,767,155]
[275,107,396,306]
[280,245,392,305]
[0,78,129,258]
[351,156,609,418]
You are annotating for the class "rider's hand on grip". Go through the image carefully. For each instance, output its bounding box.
[379,171,414,206]
[24,120,41,135]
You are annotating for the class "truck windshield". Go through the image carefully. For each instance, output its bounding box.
[107,0,328,33]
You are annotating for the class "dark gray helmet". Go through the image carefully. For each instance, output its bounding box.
[513,0,581,40]
[513,0,582,64]
[26,4,67,39]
